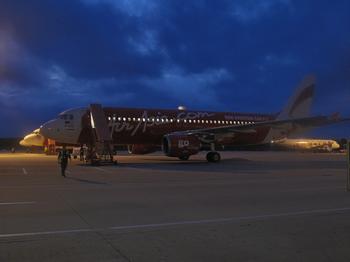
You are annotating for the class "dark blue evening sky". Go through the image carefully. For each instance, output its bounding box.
[0,0,349,138]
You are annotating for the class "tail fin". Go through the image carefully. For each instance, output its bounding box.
[277,75,315,120]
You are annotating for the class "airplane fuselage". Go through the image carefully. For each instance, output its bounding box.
[78,107,276,146]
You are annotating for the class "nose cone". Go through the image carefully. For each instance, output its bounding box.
[20,133,45,147]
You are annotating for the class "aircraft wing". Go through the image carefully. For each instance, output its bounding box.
[175,114,349,143]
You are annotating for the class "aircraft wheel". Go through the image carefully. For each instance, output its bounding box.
[179,155,190,161]
[206,151,221,163]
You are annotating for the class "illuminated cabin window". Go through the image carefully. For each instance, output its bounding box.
[209,120,212,124]
[122,117,125,121]
[112,117,116,121]
[161,118,164,122]
[233,121,236,124]
[177,119,180,123]
[225,121,228,124]
[128,117,131,121]
[166,118,169,122]
[189,119,192,123]
[156,118,159,122]
[137,118,141,122]
[184,119,187,123]
[230,121,233,124]
[218,120,221,124]
[142,118,146,122]
[108,116,111,121]
[205,120,208,123]
[132,117,136,121]
[213,120,216,124]
[170,119,173,123]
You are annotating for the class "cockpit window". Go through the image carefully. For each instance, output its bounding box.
[60,114,73,120]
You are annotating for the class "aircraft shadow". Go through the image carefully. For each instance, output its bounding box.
[65,176,110,185]
[113,157,346,173]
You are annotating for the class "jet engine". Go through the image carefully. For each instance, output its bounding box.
[162,134,201,159]
[127,144,158,155]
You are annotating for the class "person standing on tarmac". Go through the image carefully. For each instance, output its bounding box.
[58,146,71,177]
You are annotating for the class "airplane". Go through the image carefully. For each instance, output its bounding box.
[39,75,349,163]
[271,138,340,152]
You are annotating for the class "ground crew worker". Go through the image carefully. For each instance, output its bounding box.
[58,147,71,177]
[79,146,84,161]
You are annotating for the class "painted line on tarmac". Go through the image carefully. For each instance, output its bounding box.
[0,228,92,238]
[1,207,350,238]
[0,201,36,206]
[109,207,350,231]
[22,168,28,175]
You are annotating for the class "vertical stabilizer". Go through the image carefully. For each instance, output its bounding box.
[263,75,316,143]
[277,75,315,120]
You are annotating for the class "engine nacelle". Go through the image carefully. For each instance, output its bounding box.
[127,144,158,155]
[162,134,201,157]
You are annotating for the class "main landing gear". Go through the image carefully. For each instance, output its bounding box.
[206,151,221,163]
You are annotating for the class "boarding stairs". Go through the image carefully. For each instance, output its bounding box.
[89,104,116,165]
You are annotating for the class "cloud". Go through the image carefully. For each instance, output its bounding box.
[0,0,349,137]
[81,0,159,17]
[230,0,293,23]
[0,0,165,80]
[146,67,233,106]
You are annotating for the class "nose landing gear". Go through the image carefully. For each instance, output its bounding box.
[206,151,221,163]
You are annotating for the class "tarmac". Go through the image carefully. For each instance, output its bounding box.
[0,151,350,262]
